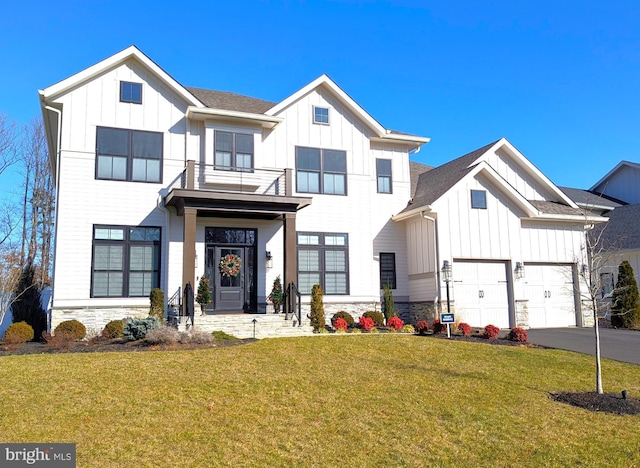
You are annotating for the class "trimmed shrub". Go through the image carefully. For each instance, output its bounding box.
[382,283,395,322]
[102,320,125,339]
[432,319,447,335]
[149,288,165,324]
[483,324,500,339]
[145,326,180,344]
[10,260,47,340]
[309,285,326,332]
[362,311,384,327]
[401,324,415,334]
[611,260,640,328]
[457,322,472,336]
[415,320,430,335]
[331,311,355,328]
[387,316,404,331]
[333,317,348,331]
[3,321,34,344]
[357,316,375,331]
[507,327,528,343]
[123,317,160,341]
[54,320,87,340]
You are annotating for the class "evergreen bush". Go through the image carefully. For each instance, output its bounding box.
[149,288,165,323]
[10,260,46,340]
[309,284,325,332]
[123,317,160,341]
[3,321,34,344]
[611,261,640,329]
[54,320,86,340]
[102,320,126,339]
[331,311,354,328]
[362,310,384,327]
[382,283,395,321]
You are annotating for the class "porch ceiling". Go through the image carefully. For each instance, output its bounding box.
[164,188,312,220]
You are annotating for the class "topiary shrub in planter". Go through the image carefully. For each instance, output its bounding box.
[507,327,528,343]
[54,319,87,340]
[457,322,471,336]
[362,310,384,327]
[357,316,375,331]
[3,321,34,344]
[483,324,500,339]
[123,317,160,341]
[387,316,404,331]
[333,317,348,332]
[401,324,415,334]
[331,311,354,328]
[432,319,447,335]
[415,320,430,335]
[102,319,126,339]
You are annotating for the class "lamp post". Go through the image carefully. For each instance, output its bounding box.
[441,260,452,338]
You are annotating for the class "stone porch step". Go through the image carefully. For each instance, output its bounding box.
[178,312,314,339]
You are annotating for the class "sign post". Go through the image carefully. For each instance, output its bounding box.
[440,313,455,339]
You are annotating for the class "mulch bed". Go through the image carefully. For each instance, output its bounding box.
[0,337,254,357]
[551,391,640,415]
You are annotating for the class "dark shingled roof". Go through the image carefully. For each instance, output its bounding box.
[409,161,433,198]
[186,87,276,114]
[593,203,640,251]
[528,200,584,216]
[403,140,499,212]
[559,187,623,211]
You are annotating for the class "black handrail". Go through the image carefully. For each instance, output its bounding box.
[285,282,302,327]
[167,287,182,327]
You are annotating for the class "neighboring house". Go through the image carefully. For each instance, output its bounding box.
[39,46,430,332]
[563,161,640,307]
[393,138,607,329]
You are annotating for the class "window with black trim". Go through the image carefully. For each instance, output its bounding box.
[120,81,142,104]
[297,232,349,295]
[377,159,392,193]
[600,272,614,298]
[96,127,162,182]
[471,190,487,209]
[296,147,347,195]
[379,252,396,289]
[92,225,161,298]
[313,106,329,124]
[214,131,254,171]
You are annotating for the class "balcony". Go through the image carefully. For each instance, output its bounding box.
[164,161,312,219]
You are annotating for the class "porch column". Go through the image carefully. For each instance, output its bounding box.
[182,207,197,295]
[283,213,297,287]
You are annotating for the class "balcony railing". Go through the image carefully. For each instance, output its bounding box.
[169,161,293,197]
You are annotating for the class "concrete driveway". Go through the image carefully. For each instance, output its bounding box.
[527,327,640,365]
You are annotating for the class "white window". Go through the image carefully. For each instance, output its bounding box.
[313,106,329,125]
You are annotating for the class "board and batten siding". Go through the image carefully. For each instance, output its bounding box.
[52,59,192,309]
[486,149,549,201]
[597,165,640,204]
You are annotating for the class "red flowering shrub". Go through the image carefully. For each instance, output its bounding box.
[457,322,471,336]
[333,317,348,331]
[432,319,447,334]
[415,320,430,335]
[483,324,500,339]
[507,327,528,343]
[387,316,404,331]
[357,316,375,331]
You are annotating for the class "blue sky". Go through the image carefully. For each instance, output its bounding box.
[1,0,639,191]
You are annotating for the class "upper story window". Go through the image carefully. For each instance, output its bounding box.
[471,190,487,209]
[313,106,329,125]
[92,225,161,298]
[376,159,392,193]
[96,127,163,183]
[215,131,254,171]
[296,146,347,195]
[120,81,142,104]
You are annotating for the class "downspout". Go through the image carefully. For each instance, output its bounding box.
[421,211,441,313]
[44,105,62,331]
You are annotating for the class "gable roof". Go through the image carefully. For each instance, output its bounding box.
[186,87,276,114]
[593,203,640,251]
[590,161,640,193]
[409,160,432,198]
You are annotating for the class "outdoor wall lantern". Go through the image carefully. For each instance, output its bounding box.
[515,262,525,280]
[266,251,273,269]
[441,260,452,315]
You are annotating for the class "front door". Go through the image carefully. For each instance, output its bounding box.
[210,247,245,311]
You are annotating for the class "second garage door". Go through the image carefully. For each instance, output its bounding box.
[524,264,577,328]
[453,261,510,329]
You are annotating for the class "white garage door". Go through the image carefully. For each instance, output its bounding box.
[453,261,510,329]
[524,264,577,328]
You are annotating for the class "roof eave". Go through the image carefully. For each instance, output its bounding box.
[392,205,434,222]
[186,107,283,128]
[371,134,431,146]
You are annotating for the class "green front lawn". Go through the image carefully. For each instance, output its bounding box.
[1,335,639,467]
